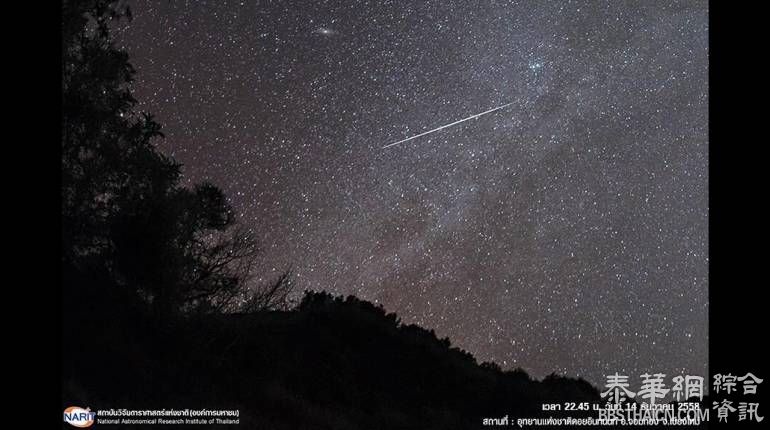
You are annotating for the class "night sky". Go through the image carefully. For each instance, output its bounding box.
[117,0,708,387]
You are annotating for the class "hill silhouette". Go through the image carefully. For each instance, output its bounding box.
[63,274,709,429]
[64,268,607,429]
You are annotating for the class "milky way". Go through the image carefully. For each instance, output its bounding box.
[117,0,708,387]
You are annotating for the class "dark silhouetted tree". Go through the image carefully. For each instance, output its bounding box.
[62,0,272,316]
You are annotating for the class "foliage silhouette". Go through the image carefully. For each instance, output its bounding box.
[62,0,280,316]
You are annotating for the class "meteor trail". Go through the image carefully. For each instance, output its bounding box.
[382,102,513,149]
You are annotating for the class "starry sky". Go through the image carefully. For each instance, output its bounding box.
[116,0,708,387]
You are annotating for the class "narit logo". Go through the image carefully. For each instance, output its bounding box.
[63,406,96,428]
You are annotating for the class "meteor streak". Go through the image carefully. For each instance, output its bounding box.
[382,102,513,149]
